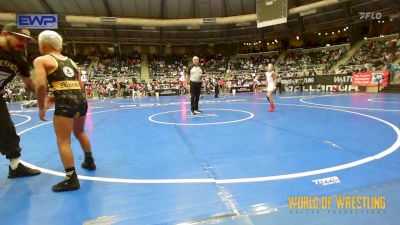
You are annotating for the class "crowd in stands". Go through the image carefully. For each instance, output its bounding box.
[73,52,141,79]
[231,55,278,71]
[279,47,347,77]
[200,54,229,74]
[92,53,141,77]
[72,53,92,66]
[148,54,188,78]
[4,35,400,103]
[79,37,399,100]
[148,73,227,96]
[147,54,230,94]
[2,78,35,103]
[82,75,226,98]
[228,47,347,78]
[148,54,229,78]
[340,38,400,74]
[83,78,149,99]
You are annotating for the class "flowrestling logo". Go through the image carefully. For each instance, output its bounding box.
[359,12,382,20]
[17,14,58,29]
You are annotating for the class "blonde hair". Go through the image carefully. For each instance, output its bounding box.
[268,63,275,71]
[38,30,63,51]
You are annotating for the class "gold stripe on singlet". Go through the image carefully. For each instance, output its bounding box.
[51,80,81,91]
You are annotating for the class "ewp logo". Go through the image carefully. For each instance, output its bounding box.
[17,14,58,29]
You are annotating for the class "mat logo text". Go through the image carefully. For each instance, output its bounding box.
[312,176,340,186]
[288,196,386,210]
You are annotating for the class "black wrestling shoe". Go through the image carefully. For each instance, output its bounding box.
[52,173,80,192]
[191,110,196,115]
[8,163,41,178]
[81,157,96,171]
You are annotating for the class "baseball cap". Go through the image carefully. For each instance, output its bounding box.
[2,23,35,42]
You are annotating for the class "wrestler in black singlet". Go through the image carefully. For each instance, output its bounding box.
[47,55,87,118]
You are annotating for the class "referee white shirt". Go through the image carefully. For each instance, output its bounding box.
[188,65,204,82]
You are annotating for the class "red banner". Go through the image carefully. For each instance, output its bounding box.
[352,70,389,87]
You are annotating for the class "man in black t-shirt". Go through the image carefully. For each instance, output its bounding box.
[0,23,41,178]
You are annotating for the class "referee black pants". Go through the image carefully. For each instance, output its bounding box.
[190,81,202,111]
[0,96,22,159]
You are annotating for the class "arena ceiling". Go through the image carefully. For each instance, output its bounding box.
[0,0,399,45]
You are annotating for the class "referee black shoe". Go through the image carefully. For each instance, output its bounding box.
[191,110,196,115]
[8,163,41,178]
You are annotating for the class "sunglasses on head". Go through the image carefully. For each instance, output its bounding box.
[11,34,30,44]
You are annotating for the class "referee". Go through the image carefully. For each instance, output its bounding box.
[186,56,204,115]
